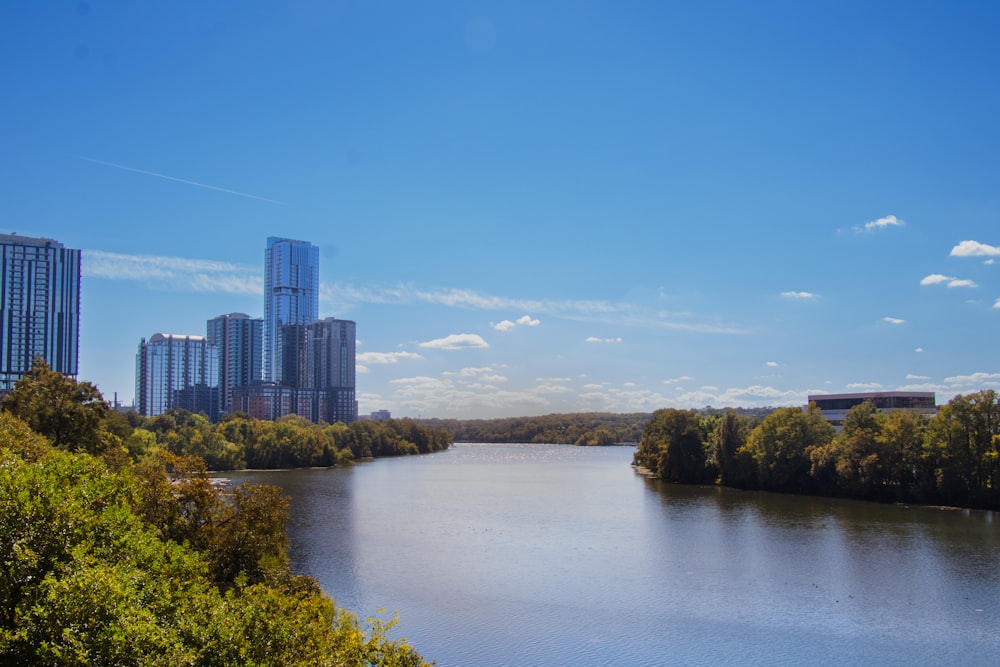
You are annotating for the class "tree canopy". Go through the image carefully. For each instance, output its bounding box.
[0,411,431,665]
[638,393,1000,510]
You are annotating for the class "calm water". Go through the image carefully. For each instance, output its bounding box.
[228,443,1000,666]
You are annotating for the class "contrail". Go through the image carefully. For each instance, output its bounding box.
[75,156,285,204]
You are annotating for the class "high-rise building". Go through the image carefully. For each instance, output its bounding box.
[207,313,263,415]
[305,317,357,424]
[136,333,219,420]
[0,233,80,391]
[264,237,319,385]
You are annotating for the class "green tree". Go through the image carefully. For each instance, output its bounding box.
[634,409,707,483]
[1,357,112,456]
[740,404,834,493]
[712,409,754,486]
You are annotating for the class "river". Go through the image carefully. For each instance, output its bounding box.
[227,443,1000,666]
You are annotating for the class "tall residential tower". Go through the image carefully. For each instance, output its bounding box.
[0,234,80,391]
[136,333,219,420]
[207,312,263,415]
[264,237,319,385]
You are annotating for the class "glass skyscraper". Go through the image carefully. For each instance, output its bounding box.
[305,317,357,424]
[0,233,80,391]
[135,333,219,420]
[207,312,263,415]
[264,237,319,385]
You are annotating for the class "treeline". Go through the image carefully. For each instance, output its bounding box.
[419,412,650,445]
[132,410,452,471]
[0,363,430,664]
[1,360,450,472]
[634,390,1000,510]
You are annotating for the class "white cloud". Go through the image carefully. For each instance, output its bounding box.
[859,214,904,232]
[915,347,924,353]
[492,315,540,331]
[84,249,262,295]
[906,374,930,380]
[585,336,623,343]
[882,317,905,325]
[766,361,778,367]
[950,240,1000,257]
[356,351,423,365]
[418,333,489,350]
[943,372,1000,387]
[663,376,695,384]
[920,274,977,288]
[321,283,748,334]
[780,291,816,300]
[994,298,1000,309]
[847,382,883,390]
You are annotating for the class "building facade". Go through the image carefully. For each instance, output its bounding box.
[231,317,357,424]
[264,237,319,385]
[808,391,937,427]
[207,312,263,415]
[136,334,219,420]
[305,317,357,424]
[0,234,80,391]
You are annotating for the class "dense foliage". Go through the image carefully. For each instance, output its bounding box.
[634,392,1000,510]
[0,419,431,666]
[0,362,435,665]
[133,410,451,471]
[419,412,649,445]
[1,360,450,472]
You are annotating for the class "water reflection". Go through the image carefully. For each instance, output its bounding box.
[235,445,1000,667]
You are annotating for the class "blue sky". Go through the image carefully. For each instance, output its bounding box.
[3,1,999,418]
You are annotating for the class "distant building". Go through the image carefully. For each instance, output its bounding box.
[207,313,263,415]
[264,237,319,385]
[232,317,358,424]
[136,334,219,420]
[808,391,936,427]
[0,233,80,391]
[232,317,357,424]
[368,409,391,421]
[304,317,357,424]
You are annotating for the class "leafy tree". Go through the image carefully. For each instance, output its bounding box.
[634,409,707,483]
[712,409,754,486]
[0,411,433,665]
[740,404,834,493]
[1,357,112,456]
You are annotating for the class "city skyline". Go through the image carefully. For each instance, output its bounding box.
[3,2,1000,419]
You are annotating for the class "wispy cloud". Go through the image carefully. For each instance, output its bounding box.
[84,249,262,295]
[780,291,816,300]
[86,249,747,334]
[950,240,1000,257]
[356,351,423,365]
[585,336,623,344]
[857,214,904,233]
[492,315,540,331]
[920,274,978,288]
[882,317,906,325]
[994,298,1000,309]
[77,156,285,204]
[664,375,695,384]
[324,282,748,334]
[419,333,489,350]
[848,382,884,390]
[906,374,930,380]
[766,361,779,367]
